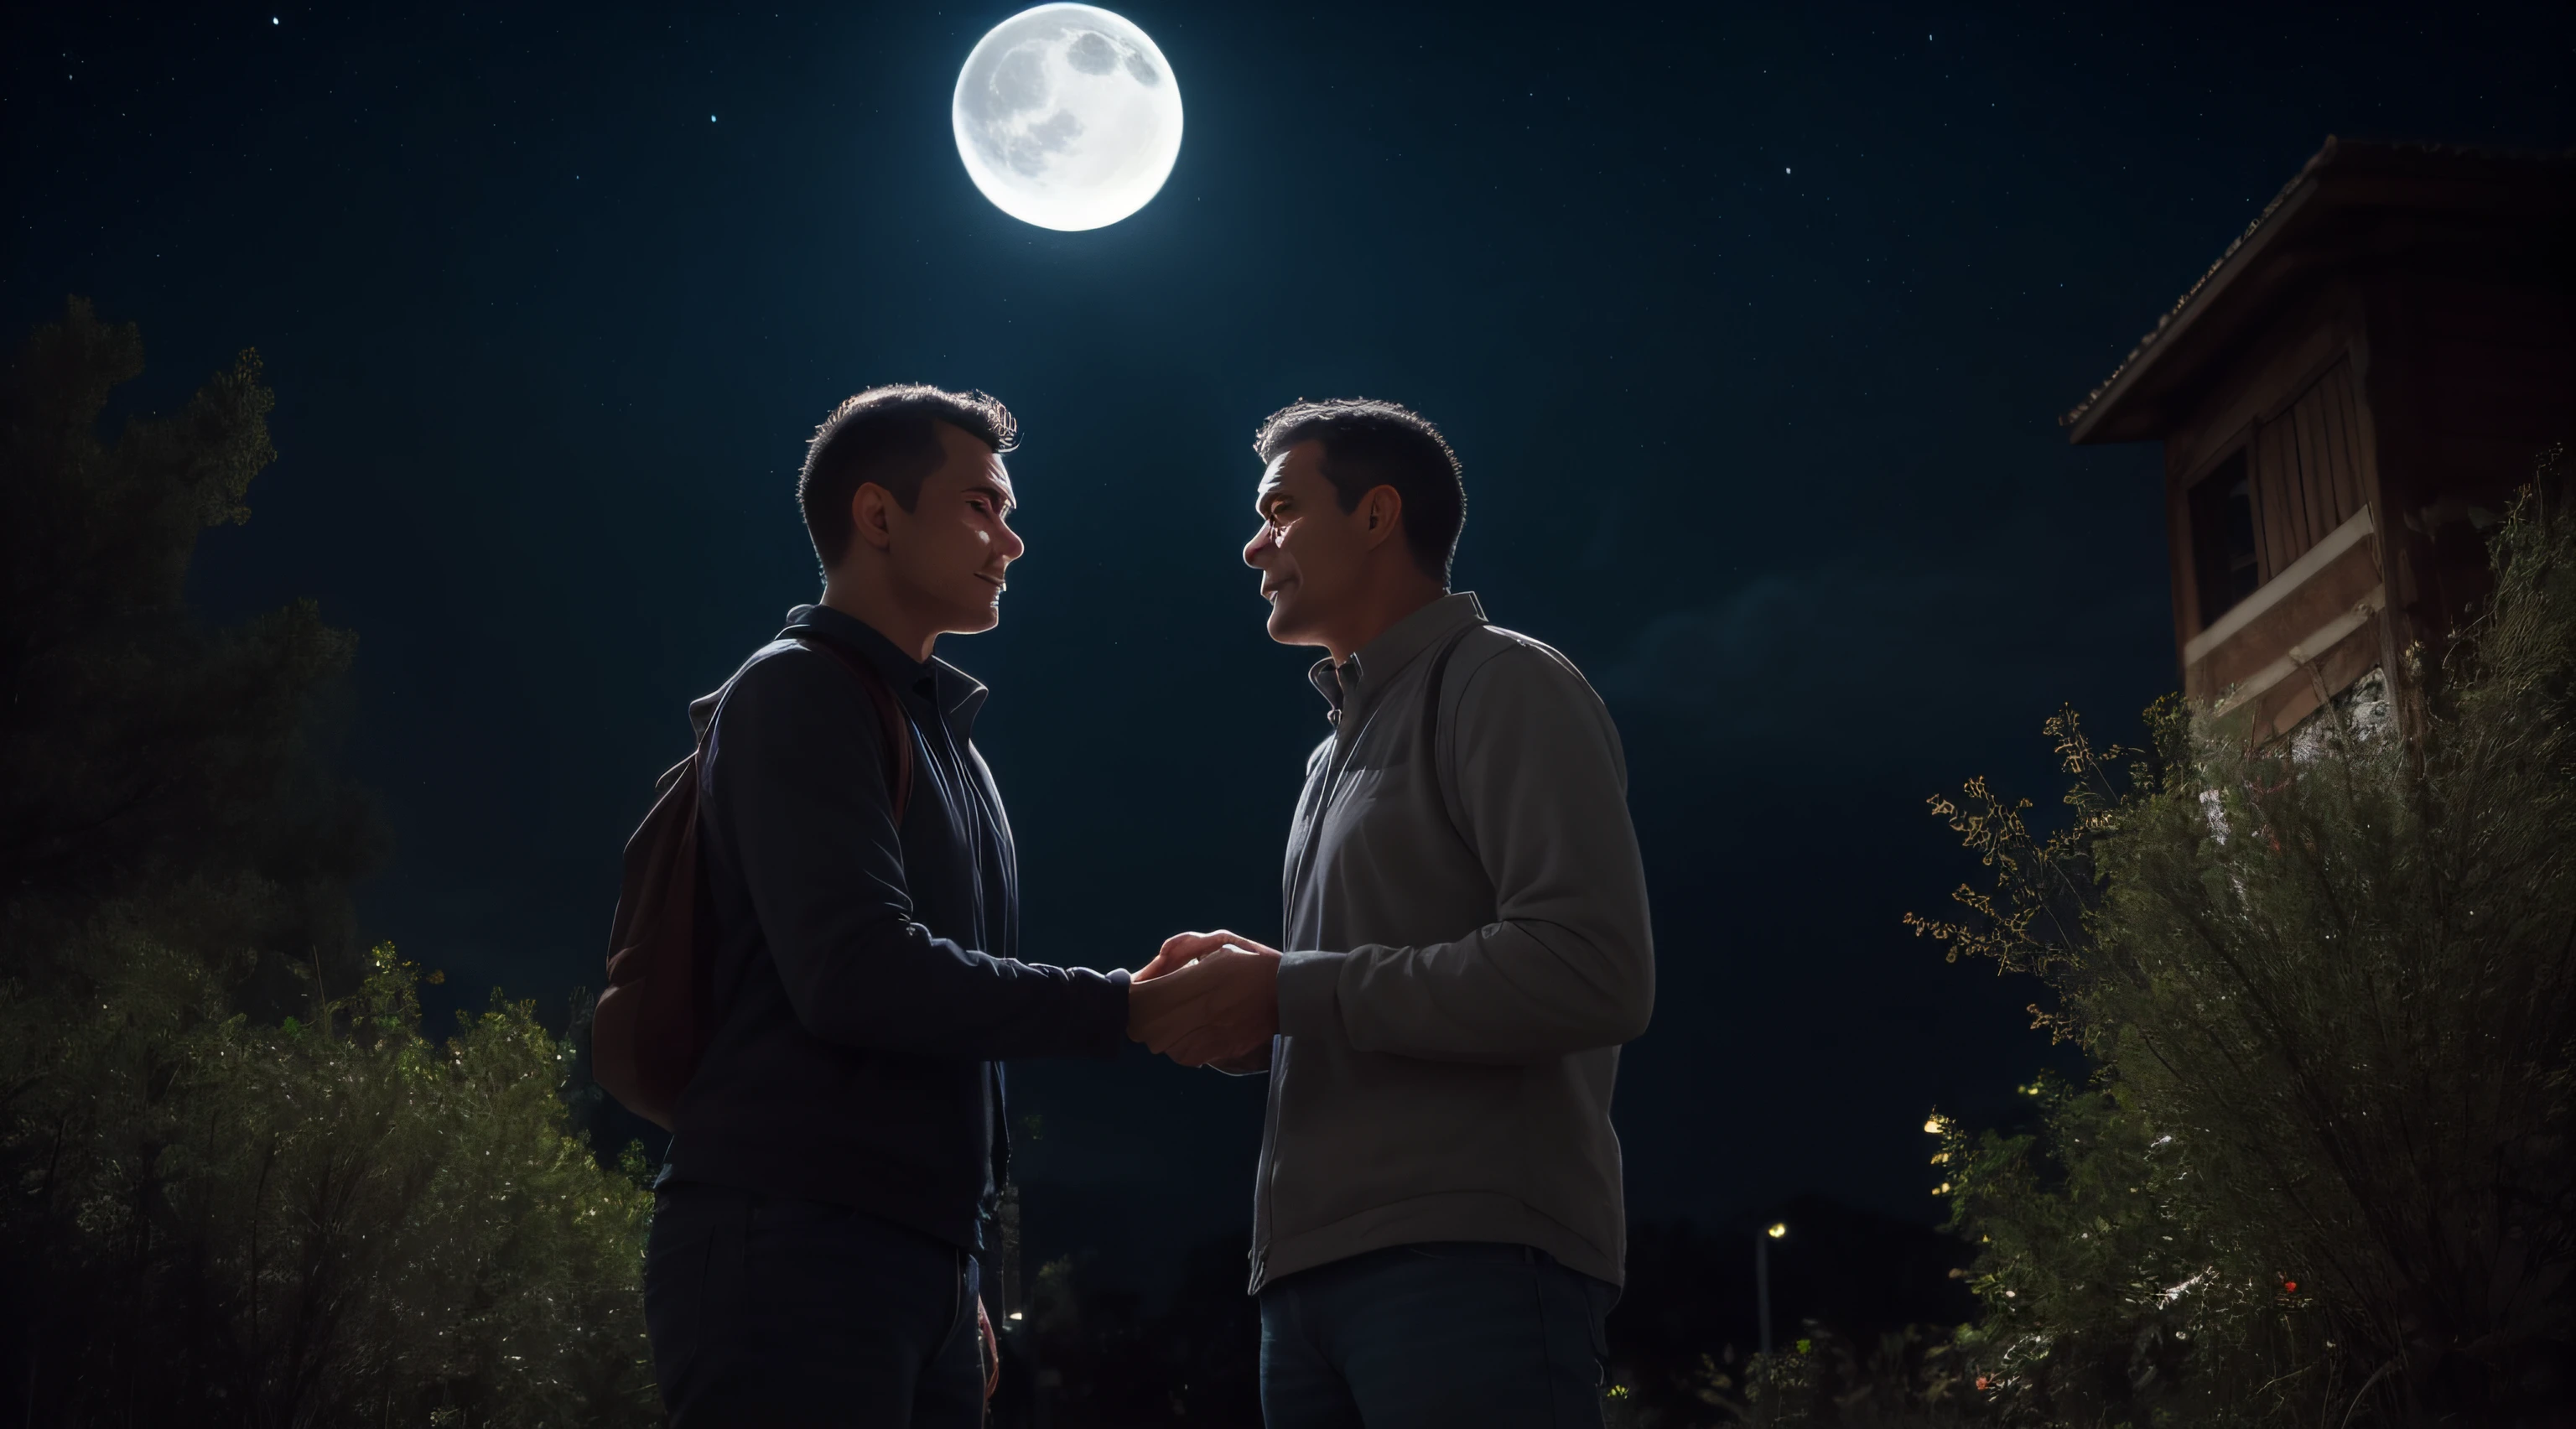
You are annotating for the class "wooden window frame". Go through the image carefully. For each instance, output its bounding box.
[2181,430,2262,634]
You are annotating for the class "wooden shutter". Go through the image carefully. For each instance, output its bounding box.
[2252,357,2371,580]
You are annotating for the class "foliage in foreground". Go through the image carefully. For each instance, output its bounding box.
[1,938,657,1425]
[1600,1323,1975,1429]
[1913,452,2576,1426]
[1,299,656,1425]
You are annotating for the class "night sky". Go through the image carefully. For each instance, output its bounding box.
[8,2,2571,1293]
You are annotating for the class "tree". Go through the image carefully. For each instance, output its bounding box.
[1,299,375,1000]
[0,299,657,1426]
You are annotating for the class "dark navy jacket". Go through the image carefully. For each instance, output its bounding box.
[660,604,1130,1254]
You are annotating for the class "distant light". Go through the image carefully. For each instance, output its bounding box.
[1007,1311,1025,1321]
[1766,1222,1787,1239]
[1923,1115,1945,1135]
[709,114,717,122]
[273,16,280,23]
[1784,167,1792,174]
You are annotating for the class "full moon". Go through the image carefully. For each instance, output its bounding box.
[952,4,1183,231]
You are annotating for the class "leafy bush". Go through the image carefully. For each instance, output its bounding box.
[1914,453,2576,1426]
[1,937,656,1425]
[1926,1078,2314,1427]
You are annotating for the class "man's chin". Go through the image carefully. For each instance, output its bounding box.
[948,600,1004,637]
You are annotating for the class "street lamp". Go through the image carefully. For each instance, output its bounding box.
[1758,1221,1786,1360]
[1757,1221,1787,1421]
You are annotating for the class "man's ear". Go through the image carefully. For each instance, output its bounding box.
[849,482,897,553]
[1359,485,1405,550]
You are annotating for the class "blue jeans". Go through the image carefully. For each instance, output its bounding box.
[643,1182,984,1427]
[1259,1242,1618,1429]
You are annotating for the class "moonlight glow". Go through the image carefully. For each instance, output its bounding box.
[952,4,1183,231]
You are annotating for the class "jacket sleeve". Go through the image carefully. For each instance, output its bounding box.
[706,647,1129,1059]
[1276,642,1655,1063]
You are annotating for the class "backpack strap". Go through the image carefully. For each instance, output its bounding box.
[792,635,916,824]
[1418,621,1483,853]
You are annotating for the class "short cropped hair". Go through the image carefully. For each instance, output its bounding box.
[799,385,1017,569]
[1253,398,1466,584]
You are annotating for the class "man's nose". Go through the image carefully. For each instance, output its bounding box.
[998,520,1026,562]
[1244,524,1275,569]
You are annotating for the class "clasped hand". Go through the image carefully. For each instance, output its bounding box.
[1127,929,1281,1069]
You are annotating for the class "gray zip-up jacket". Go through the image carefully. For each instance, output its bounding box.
[1250,591,1654,1292]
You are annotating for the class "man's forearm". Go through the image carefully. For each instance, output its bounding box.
[771,912,1131,1059]
[1276,918,1652,1063]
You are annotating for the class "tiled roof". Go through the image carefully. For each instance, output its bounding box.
[2059,145,2327,430]
[2061,138,2576,435]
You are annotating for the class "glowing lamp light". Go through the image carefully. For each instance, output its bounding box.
[1007,1311,1026,1321]
[1923,1115,1946,1135]
[1766,1222,1788,1239]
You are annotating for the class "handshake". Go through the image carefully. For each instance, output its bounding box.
[1125,928,1283,1071]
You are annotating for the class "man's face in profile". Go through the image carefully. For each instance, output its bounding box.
[884,421,1024,637]
[1244,439,1366,650]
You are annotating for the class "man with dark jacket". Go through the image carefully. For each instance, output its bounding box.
[643,386,1154,1426]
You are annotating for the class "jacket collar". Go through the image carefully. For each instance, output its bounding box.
[1307,591,1486,725]
[780,603,991,736]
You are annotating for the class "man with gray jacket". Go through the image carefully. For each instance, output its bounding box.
[1132,398,1654,1427]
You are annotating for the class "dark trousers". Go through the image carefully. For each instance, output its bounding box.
[644,1182,984,1428]
[1259,1241,1618,1429]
